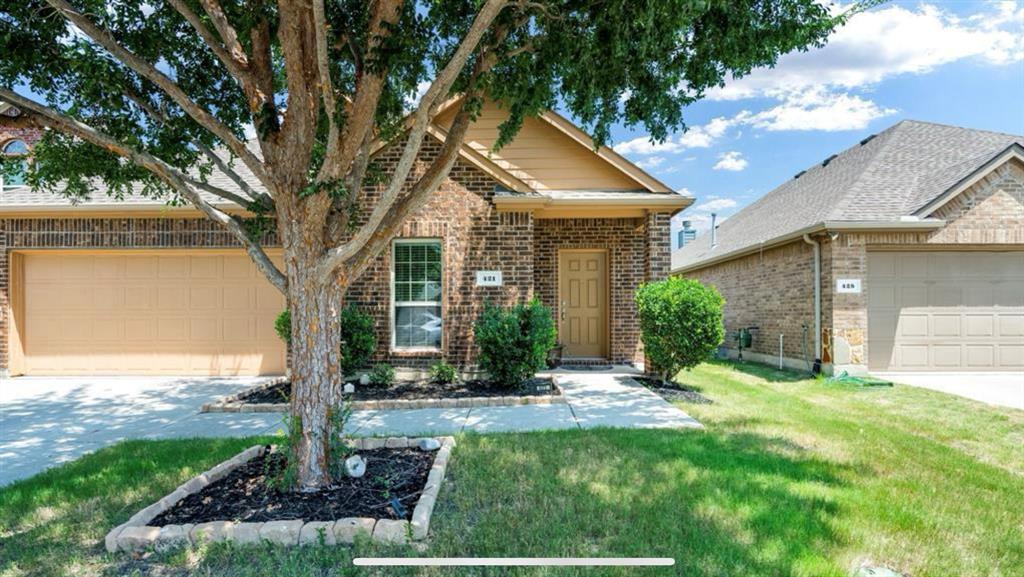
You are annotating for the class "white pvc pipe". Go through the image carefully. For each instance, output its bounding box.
[779,334,784,369]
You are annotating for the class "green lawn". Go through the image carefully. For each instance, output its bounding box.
[2,361,1021,576]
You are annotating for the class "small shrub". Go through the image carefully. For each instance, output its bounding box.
[274,309,291,344]
[635,277,725,383]
[474,299,557,388]
[429,360,458,384]
[274,306,376,376]
[340,305,376,375]
[368,363,396,387]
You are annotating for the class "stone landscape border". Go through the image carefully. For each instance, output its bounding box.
[105,436,456,552]
[201,378,564,413]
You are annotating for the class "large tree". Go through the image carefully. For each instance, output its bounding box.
[0,0,854,489]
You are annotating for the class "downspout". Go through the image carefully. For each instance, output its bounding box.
[802,234,822,373]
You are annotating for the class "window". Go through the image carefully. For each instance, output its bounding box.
[392,239,442,349]
[2,139,28,189]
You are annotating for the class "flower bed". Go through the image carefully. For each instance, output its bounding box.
[631,376,713,404]
[105,436,455,552]
[203,376,562,413]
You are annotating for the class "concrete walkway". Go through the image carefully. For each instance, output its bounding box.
[874,372,1024,410]
[0,368,699,486]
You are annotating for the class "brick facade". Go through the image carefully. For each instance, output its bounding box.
[682,159,1024,373]
[0,135,672,374]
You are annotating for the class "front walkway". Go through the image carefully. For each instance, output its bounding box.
[0,368,699,486]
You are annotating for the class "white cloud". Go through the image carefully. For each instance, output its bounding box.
[404,81,432,111]
[692,198,738,213]
[713,151,748,172]
[635,156,666,169]
[613,115,738,155]
[709,2,1024,101]
[745,89,897,132]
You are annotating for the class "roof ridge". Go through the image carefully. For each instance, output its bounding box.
[826,122,907,221]
[895,118,1024,140]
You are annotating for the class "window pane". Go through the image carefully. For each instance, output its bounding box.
[3,140,28,155]
[394,241,441,347]
[395,305,441,348]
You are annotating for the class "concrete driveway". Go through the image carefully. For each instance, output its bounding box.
[0,376,285,486]
[874,372,1024,410]
[0,369,700,486]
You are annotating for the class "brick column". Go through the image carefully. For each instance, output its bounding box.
[644,212,671,282]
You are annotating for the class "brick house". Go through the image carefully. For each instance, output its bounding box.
[672,120,1024,375]
[0,100,691,377]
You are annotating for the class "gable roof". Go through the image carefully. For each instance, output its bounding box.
[672,120,1024,273]
[432,98,674,193]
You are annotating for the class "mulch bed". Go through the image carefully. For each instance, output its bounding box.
[632,376,713,404]
[150,447,432,525]
[239,377,558,405]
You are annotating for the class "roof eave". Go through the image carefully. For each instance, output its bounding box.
[671,219,946,275]
[912,143,1024,217]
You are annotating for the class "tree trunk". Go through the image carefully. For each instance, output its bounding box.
[287,267,345,490]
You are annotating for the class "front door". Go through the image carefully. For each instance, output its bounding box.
[559,250,608,358]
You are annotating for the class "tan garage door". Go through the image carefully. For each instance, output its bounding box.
[868,251,1024,371]
[21,251,286,375]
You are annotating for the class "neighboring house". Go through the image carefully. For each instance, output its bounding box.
[0,100,691,377]
[673,120,1024,375]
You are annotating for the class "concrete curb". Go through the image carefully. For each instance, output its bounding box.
[106,436,456,552]
[201,380,563,413]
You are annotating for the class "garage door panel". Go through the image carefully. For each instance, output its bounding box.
[963,315,993,337]
[22,251,286,376]
[998,315,1024,337]
[965,346,994,368]
[998,346,1024,367]
[868,250,1024,372]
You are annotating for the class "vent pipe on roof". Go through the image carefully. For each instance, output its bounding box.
[710,213,718,248]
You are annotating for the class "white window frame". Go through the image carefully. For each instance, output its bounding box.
[390,238,443,352]
[1,139,28,191]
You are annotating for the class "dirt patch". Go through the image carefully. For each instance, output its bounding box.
[632,376,713,404]
[150,447,432,525]
[239,377,558,405]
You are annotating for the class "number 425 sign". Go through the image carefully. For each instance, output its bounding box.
[836,278,861,294]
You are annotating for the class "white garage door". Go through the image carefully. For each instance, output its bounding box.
[867,251,1024,371]
[21,251,286,376]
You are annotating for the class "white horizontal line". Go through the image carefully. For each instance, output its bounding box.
[353,558,675,567]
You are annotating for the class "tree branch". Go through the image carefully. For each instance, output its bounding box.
[168,0,261,106]
[198,0,250,67]
[318,0,509,278]
[317,0,403,183]
[0,87,287,294]
[44,0,270,189]
[120,88,274,207]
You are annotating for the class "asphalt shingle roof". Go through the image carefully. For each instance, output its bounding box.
[672,120,1023,271]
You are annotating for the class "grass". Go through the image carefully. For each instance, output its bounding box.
[1,361,1021,576]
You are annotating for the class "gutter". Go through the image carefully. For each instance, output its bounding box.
[671,218,945,275]
[802,234,822,373]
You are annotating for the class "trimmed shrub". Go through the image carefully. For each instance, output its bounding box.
[273,305,376,376]
[339,305,376,375]
[429,360,458,384]
[635,277,725,382]
[474,299,557,388]
[368,363,395,387]
[274,309,291,344]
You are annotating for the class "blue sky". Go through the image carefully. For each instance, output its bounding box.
[601,1,1024,248]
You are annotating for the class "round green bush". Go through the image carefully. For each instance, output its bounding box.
[273,305,377,376]
[635,277,725,382]
[474,299,557,388]
[368,363,395,387]
[429,360,458,384]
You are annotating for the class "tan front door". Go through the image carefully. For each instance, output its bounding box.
[18,250,286,376]
[867,250,1024,371]
[559,250,608,358]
